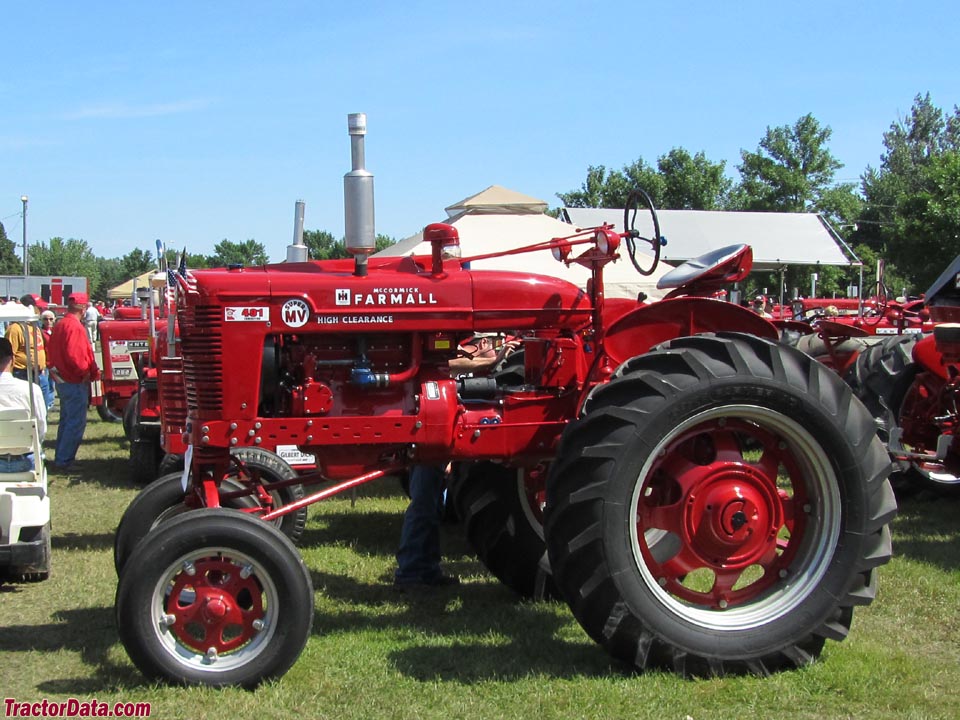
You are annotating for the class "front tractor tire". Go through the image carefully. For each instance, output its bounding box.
[113,447,308,574]
[545,333,896,676]
[115,509,313,687]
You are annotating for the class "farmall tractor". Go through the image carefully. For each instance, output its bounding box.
[114,115,896,687]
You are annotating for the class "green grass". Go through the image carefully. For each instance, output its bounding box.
[2,408,960,719]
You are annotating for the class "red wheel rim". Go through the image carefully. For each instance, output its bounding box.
[632,406,839,628]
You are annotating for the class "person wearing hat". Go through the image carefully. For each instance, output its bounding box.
[46,292,100,471]
[0,337,47,472]
[38,310,57,409]
[5,294,47,383]
[394,331,519,589]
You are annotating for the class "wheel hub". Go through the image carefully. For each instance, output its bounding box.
[202,594,229,621]
[684,465,783,569]
[165,557,265,654]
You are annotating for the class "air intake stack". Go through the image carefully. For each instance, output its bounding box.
[344,112,376,276]
[286,199,308,263]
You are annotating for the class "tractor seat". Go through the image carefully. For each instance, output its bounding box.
[656,244,750,290]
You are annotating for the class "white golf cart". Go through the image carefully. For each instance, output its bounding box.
[0,303,50,582]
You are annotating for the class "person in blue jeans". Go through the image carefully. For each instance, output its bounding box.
[394,333,519,588]
[46,292,100,471]
[38,311,57,410]
[0,338,47,473]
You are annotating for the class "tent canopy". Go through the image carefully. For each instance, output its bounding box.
[377,189,673,301]
[107,270,165,300]
[561,207,860,271]
[445,185,549,217]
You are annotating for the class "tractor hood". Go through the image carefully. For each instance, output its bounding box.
[184,257,593,335]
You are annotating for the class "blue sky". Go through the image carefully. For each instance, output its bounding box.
[2,1,957,263]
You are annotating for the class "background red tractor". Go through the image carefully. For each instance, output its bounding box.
[95,306,154,425]
[846,255,960,495]
[114,114,895,687]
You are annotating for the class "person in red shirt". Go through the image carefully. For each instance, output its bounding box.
[47,292,100,471]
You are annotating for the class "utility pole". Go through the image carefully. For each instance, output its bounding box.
[20,195,29,276]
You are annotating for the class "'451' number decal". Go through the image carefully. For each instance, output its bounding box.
[224,306,270,322]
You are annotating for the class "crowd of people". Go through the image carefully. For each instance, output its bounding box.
[1,292,101,476]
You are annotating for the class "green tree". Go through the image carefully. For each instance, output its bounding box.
[210,239,269,267]
[657,148,733,210]
[558,150,730,210]
[121,248,155,278]
[303,230,395,260]
[735,114,852,220]
[94,257,127,300]
[0,221,22,274]
[303,230,348,260]
[858,94,960,289]
[29,237,101,289]
[557,165,637,208]
[887,150,960,292]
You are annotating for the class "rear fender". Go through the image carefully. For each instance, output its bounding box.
[602,297,779,367]
[913,333,949,381]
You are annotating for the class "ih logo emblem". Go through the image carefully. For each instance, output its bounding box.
[335,288,350,306]
[281,298,310,328]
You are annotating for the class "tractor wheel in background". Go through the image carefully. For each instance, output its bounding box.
[116,509,313,687]
[122,394,139,441]
[889,368,960,497]
[545,333,896,676]
[843,333,918,492]
[129,435,164,486]
[157,452,185,477]
[113,447,308,574]
[97,402,123,423]
[844,333,918,439]
[448,461,557,599]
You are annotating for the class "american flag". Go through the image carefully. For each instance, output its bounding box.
[172,248,197,294]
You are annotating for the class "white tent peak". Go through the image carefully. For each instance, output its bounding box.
[445,185,548,218]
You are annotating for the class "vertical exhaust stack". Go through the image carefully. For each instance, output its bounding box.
[286,199,308,263]
[344,113,376,276]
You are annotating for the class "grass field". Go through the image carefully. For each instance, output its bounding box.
[2,406,959,720]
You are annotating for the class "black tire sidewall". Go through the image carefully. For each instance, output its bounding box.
[114,471,193,573]
[597,376,872,658]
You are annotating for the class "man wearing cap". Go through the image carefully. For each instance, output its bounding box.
[0,337,47,472]
[47,292,100,471]
[5,295,47,383]
[394,332,519,589]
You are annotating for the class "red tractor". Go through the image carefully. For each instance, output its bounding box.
[846,255,960,495]
[95,306,153,425]
[114,116,895,687]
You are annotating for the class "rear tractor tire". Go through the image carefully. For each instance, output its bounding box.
[449,461,556,600]
[545,332,896,676]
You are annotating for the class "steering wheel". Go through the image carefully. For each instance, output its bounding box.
[863,280,889,326]
[623,189,664,276]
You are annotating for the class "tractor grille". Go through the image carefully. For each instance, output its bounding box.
[158,354,187,433]
[180,304,224,414]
